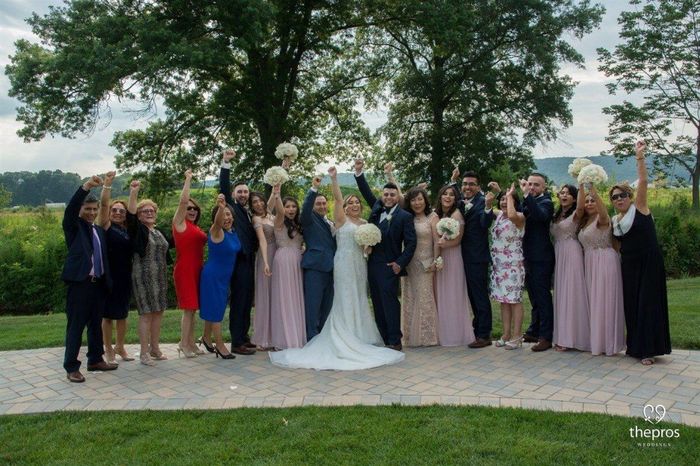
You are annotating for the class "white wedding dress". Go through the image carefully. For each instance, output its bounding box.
[269,221,405,370]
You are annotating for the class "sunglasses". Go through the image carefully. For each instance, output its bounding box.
[610,192,630,201]
[186,206,200,211]
[111,207,126,214]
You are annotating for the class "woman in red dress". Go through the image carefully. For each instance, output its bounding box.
[172,169,207,358]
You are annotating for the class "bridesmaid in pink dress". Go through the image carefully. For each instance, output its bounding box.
[577,185,625,356]
[269,185,306,349]
[551,184,590,352]
[432,185,475,346]
[250,192,275,350]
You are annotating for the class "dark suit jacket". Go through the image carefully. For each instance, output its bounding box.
[355,173,417,275]
[457,192,494,264]
[61,187,112,290]
[300,189,337,272]
[522,192,555,262]
[219,166,257,257]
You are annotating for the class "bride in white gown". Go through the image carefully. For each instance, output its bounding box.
[270,167,405,370]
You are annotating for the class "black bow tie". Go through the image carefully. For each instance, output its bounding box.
[384,207,393,214]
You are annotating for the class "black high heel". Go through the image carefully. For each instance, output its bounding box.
[197,337,215,354]
[215,346,236,360]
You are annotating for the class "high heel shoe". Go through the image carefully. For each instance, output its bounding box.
[114,347,135,362]
[197,337,215,354]
[149,349,168,360]
[214,347,236,360]
[177,343,197,359]
[505,335,523,350]
[104,347,117,364]
[140,353,156,366]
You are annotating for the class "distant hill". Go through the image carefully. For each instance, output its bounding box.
[534,156,689,186]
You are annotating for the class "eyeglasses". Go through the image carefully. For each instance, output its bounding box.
[186,206,199,212]
[610,192,630,201]
[111,208,126,214]
[138,209,156,215]
[462,182,478,187]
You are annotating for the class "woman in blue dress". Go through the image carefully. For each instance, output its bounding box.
[199,194,241,359]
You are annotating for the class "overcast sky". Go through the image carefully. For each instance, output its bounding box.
[0,0,634,177]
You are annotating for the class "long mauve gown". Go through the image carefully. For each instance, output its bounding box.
[435,217,475,346]
[551,214,590,351]
[252,220,277,348]
[270,226,306,349]
[401,212,438,346]
[578,218,625,356]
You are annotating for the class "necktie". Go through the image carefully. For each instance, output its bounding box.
[92,226,103,278]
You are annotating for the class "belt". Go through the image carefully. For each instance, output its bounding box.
[87,275,103,283]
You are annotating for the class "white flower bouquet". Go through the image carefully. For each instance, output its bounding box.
[577,164,608,187]
[436,217,460,240]
[568,158,592,179]
[274,142,298,162]
[263,166,290,186]
[354,223,382,247]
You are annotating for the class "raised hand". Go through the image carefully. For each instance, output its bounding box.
[130,180,141,191]
[104,171,116,187]
[451,166,461,183]
[328,166,337,178]
[484,191,495,209]
[281,157,291,169]
[216,193,226,207]
[312,175,322,188]
[272,184,281,195]
[184,169,193,180]
[354,158,364,175]
[487,181,501,193]
[84,175,103,190]
[519,179,530,196]
[222,149,236,162]
[417,182,428,191]
[384,162,394,175]
[507,182,516,198]
[635,139,646,158]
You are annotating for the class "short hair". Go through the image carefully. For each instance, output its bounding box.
[232,181,248,191]
[529,172,548,184]
[609,183,634,200]
[83,194,99,204]
[315,193,328,203]
[383,182,399,191]
[136,199,158,213]
[462,171,479,182]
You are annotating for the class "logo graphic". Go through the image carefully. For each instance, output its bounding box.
[643,404,666,424]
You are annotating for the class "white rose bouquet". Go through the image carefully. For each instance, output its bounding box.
[568,158,592,179]
[436,217,460,240]
[263,166,290,186]
[354,223,382,258]
[274,142,298,162]
[577,164,608,187]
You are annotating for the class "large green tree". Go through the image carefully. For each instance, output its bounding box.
[598,0,700,209]
[364,0,604,186]
[6,0,376,194]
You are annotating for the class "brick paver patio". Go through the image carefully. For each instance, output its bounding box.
[1,344,699,425]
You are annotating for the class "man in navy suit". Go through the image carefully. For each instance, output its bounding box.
[62,176,117,382]
[354,159,417,350]
[520,173,555,352]
[450,169,495,348]
[300,175,337,340]
[219,149,258,355]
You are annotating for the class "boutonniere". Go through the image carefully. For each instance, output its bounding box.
[465,202,473,212]
[386,214,393,223]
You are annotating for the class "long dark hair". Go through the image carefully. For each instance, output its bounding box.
[554,184,578,221]
[435,185,459,218]
[282,196,302,239]
[211,203,235,228]
[404,187,432,216]
[248,191,268,217]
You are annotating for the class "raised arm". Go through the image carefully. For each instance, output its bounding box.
[481,182,500,228]
[272,184,285,229]
[449,166,464,202]
[300,175,322,227]
[385,162,403,202]
[98,171,116,230]
[173,169,193,233]
[506,183,525,229]
[574,183,586,222]
[64,176,102,240]
[590,185,610,228]
[354,158,378,207]
[520,179,554,222]
[328,166,346,226]
[634,140,649,215]
[210,194,227,243]
[127,180,140,215]
[253,217,272,277]
[219,149,235,206]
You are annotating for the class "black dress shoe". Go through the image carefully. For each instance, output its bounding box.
[523,334,539,343]
[87,361,119,371]
[243,341,257,349]
[66,371,85,383]
[386,344,403,351]
[531,339,552,352]
[231,345,256,355]
[468,338,492,348]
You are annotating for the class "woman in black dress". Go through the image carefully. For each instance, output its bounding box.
[98,171,135,364]
[611,140,671,365]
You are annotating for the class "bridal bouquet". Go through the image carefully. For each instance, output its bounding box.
[354,223,382,258]
[568,157,592,179]
[263,166,290,186]
[436,217,460,240]
[274,142,298,162]
[577,164,608,187]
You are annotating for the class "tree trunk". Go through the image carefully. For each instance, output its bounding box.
[694,132,700,210]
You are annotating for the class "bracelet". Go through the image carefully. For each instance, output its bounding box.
[102,186,112,190]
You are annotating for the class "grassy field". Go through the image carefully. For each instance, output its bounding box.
[1,406,698,465]
[0,277,698,352]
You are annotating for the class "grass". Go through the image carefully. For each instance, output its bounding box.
[0,406,698,465]
[0,277,698,352]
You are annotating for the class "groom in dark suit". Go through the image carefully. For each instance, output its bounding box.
[354,159,417,350]
[300,176,337,340]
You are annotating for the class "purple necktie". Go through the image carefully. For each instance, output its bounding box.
[92,226,103,278]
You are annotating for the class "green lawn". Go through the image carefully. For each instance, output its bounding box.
[0,277,697,352]
[1,406,698,465]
